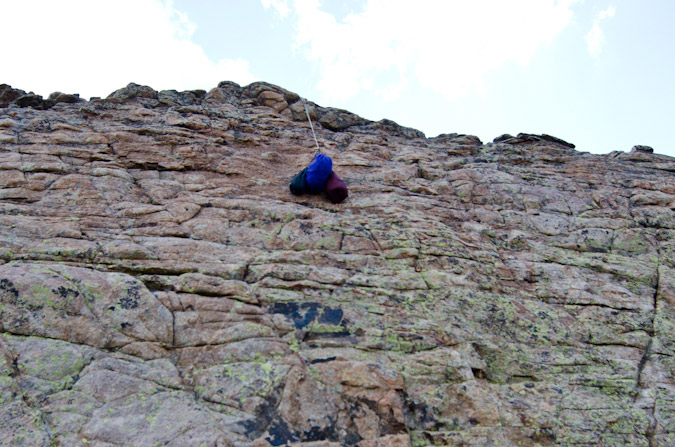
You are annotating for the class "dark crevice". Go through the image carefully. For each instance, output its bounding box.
[635,249,661,445]
[364,227,383,252]
[645,407,658,447]
[652,257,660,336]
[635,338,653,393]
[0,329,124,353]
[171,308,177,348]
[608,229,617,253]
[241,262,251,283]
[585,340,646,349]
[558,301,642,312]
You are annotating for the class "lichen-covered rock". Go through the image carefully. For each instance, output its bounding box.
[1,80,674,446]
[0,262,173,352]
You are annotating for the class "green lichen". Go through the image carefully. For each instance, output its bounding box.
[305,321,346,334]
[0,248,15,260]
[288,338,300,353]
[25,283,54,309]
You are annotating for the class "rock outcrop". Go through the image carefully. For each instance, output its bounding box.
[1,80,674,447]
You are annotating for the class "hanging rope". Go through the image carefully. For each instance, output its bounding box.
[302,99,321,155]
[290,99,348,203]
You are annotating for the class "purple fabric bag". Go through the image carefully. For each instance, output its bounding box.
[325,171,348,203]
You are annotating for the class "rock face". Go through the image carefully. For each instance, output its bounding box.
[1,80,675,447]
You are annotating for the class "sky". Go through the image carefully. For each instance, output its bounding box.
[2,0,674,157]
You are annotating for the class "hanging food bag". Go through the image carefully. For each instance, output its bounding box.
[305,154,333,194]
[289,167,308,195]
[325,171,348,203]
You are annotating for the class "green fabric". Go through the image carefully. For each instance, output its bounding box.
[289,167,308,195]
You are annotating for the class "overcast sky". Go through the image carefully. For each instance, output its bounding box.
[3,0,674,157]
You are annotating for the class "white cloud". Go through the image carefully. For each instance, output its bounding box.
[585,6,616,58]
[273,0,581,103]
[1,0,257,99]
[261,0,290,18]
[599,5,617,20]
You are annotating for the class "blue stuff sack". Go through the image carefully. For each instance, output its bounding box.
[305,154,332,194]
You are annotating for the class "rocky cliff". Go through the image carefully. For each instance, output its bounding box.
[1,81,674,447]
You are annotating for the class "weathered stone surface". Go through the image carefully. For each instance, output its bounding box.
[48,91,84,104]
[1,80,675,446]
[0,84,84,110]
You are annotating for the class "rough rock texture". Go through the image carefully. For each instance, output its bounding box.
[1,84,84,111]
[1,80,675,447]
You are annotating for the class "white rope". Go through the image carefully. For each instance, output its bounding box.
[302,99,321,155]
